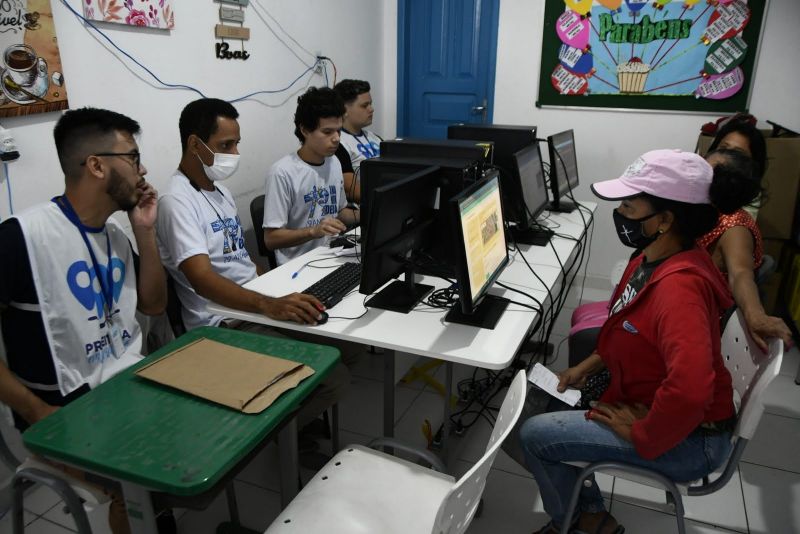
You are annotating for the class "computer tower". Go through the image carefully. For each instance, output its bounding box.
[360,155,485,268]
[379,138,493,167]
[447,124,538,225]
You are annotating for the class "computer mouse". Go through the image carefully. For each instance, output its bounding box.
[330,236,355,249]
[316,312,329,325]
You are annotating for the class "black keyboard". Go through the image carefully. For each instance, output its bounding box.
[302,262,362,309]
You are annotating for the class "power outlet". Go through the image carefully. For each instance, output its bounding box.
[314,52,324,75]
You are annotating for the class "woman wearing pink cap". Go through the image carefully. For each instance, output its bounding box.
[520,150,736,534]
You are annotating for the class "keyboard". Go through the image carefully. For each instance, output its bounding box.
[301,262,362,309]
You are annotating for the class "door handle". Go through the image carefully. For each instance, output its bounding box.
[472,98,489,123]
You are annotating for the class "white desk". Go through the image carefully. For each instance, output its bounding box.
[208,202,596,443]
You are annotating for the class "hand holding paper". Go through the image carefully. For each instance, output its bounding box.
[527,363,581,407]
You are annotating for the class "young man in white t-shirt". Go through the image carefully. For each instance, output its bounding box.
[263,87,359,265]
[156,98,349,436]
[333,79,383,202]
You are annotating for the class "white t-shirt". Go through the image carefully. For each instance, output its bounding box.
[263,152,347,265]
[340,128,381,170]
[156,171,257,330]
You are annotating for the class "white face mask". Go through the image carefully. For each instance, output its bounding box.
[196,139,240,181]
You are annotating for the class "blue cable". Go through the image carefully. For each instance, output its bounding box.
[59,0,322,102]
[4,162,13,216]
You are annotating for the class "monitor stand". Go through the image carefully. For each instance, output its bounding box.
[445,295,510,330]
[365,267,434,314]
[511,225,554,247]
[547,199,576,213]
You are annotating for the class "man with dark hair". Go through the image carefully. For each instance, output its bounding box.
[0,107,167,533]
[157,98,349,445]
[264,87,358,265]
[333,79,382,201]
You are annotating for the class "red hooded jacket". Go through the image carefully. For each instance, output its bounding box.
[596,247,735,460]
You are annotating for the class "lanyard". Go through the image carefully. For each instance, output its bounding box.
[52,196,115,316]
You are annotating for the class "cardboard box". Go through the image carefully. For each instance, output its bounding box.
[136,337,314,413]
[697,131,800,240]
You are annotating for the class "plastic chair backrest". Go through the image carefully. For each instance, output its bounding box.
[431,371,527,534]
[721,309,783,441]
[165,274,186,338]
[249,194,277,270]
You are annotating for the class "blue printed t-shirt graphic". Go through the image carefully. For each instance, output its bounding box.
[211,215,246,254]
[67,257,126,324]
[357,141,380,159]
[304,184,338,224]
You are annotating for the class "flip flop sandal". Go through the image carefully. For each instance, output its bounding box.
[571,511,626,534]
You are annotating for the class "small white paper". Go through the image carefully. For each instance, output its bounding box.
[527,363,581,407]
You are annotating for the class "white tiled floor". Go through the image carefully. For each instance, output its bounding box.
[5,345,800,534]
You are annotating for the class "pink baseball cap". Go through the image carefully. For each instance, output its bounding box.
[591,149,713,204]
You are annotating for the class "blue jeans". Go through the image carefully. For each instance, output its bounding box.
[519,410,733,528]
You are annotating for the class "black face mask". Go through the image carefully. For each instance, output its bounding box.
[612,209,661,249]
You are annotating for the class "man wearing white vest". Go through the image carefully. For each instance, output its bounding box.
[0,108,167,533]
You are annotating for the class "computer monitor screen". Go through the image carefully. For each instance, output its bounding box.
[513,143,548,224]
[547,129,579,212]
[359,166,440,313]
[448,174,509,328]
[447,124,538,225]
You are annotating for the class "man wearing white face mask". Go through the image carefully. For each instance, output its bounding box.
[156,98,327,331]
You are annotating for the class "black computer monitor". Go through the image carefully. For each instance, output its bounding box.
[509,143,554,247]
[359,158,430,239]
[359,167,440,313]
[447,123,539,224]
[445,174,510,329]
[547,129,579,213]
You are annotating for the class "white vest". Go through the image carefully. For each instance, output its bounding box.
[14,202,142,396]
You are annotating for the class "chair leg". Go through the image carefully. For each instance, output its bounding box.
[561,467,589,534]
[331,404,340,453]
[667,488,687,534]
[13,468,93,534]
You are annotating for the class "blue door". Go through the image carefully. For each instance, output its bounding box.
[398,0,500,139]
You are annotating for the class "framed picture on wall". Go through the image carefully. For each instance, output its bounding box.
[0,0,69,118]
[83,0,175,29]
[536,0,768,113]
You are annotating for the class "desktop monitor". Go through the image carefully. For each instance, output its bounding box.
[359,158,430,239]
[445,174,510,329]
[447,123,539,224]
[360,166,440,313]
[547,129,579,213]
[509,143,554,247]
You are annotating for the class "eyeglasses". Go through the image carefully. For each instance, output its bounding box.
[81,152,142,169]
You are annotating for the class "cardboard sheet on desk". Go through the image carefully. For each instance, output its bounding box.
[135,337,315,414]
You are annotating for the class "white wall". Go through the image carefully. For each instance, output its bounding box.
[0,0,386,249]
[381,0,800,282]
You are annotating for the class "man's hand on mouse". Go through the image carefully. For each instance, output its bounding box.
[260,293,326,324]
[311,217,347,239]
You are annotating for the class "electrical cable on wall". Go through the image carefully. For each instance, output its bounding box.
[58,0,331,103]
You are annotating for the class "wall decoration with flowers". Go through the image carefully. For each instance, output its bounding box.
[82,0,175,29]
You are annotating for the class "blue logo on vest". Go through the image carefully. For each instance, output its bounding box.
[66,258,126,322]
[622,320,639,334]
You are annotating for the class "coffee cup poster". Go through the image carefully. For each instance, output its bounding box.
[0,0,68,118]
[536,0,767,113]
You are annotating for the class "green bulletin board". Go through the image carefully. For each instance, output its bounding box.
[536,0,767,113]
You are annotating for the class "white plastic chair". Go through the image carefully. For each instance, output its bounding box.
[559,308,784,534]
[0,328,106,534]
[264,370,528,534]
